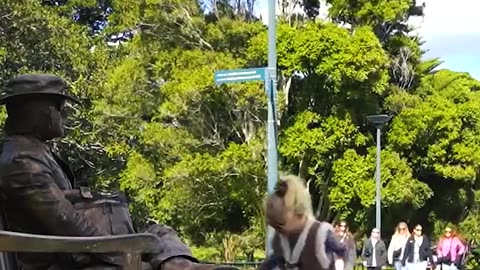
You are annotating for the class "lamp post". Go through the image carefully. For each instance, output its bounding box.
[366,114,391,232]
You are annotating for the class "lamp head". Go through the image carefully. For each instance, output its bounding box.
[367,114,391,128]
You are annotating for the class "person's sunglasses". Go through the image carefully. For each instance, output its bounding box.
[415,228,422,232]
[399,227,406,231]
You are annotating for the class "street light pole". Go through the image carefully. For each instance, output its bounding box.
[265,0,278,257]
[375,127,381,230]
[366,114,391,232]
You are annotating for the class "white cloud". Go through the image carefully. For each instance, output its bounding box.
[413,0,480,79]
[410,0,480,35]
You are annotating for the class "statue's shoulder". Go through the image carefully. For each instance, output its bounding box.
[0,135,50,165]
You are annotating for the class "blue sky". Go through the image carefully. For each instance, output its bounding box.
[257,0,480,80]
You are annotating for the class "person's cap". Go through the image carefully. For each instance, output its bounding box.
[0,74,81,105]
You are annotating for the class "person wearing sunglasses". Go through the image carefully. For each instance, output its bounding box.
[436,227,466,270]
[401,224,433,270]
[388,222,410,270]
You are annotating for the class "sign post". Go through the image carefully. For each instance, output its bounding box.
[214,0,278,257]
[214,66,278,256]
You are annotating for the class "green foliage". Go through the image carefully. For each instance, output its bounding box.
[158,141,266,241]
[326,0,412,26]
[330,148,432,223]
[249,22,389,91]
[191,245,222,262]
[389,70,480,182]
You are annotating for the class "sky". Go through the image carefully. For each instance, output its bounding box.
[256,0,480,80]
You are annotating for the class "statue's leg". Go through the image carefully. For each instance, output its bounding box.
[141,224,238,270]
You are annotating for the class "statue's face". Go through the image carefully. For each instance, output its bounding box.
[6,95,68,141]
[31,96,67,140]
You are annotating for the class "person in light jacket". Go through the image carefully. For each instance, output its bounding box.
[388,222,410,270]
[436,226,466,270]
[361,228,387,270]
[401,224,433,270]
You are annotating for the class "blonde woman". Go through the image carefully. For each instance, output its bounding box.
[388,222,410,270]
[260,175,347,270]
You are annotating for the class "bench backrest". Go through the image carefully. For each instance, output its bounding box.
[0,231,162,270]
[0,230,162,270]
[0,196,161,270]
[0,207,161,270]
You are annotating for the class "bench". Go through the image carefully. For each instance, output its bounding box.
[0,230,162,270]
[0,189,163,270]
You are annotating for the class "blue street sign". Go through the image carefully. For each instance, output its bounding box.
[214,68,266,85]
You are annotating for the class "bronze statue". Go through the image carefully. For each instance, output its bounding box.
[0,74,238,270]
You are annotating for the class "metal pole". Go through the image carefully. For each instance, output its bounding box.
[267,0,277,193]
[375,127,381,231]
[266,0,278,257]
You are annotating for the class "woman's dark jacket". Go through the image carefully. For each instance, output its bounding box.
[401,235,433,265]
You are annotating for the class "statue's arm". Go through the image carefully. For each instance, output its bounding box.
[3,156,108,237]
[2,156,121,265]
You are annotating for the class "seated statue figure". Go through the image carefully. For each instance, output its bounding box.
[259,175,348,270]
[0,74,238,270]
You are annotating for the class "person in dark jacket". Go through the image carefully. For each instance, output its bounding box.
[0,74,237,270]
[361,228,387,270]
[401,224,433,270]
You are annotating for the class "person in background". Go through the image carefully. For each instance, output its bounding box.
[436,226,466,270]
[335,221,357,270]
[361,228,387,270]
[388,222,410,270]
[402,224,433,270]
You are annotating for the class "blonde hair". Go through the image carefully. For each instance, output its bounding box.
[393,222,410,237]
[267,174,314,218]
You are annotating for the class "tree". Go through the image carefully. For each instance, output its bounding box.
[388,70,480,232]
